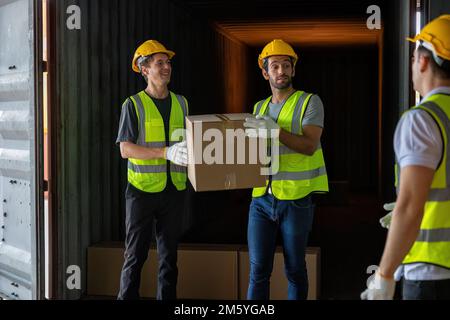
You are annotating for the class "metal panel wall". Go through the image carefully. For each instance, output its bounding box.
[54,0,219,298]
[428,0,450,20]
[0,0,38,300]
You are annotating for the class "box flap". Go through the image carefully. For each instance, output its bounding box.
[186,113,254,123]
[221,113,253,120]
[186,114,222,123]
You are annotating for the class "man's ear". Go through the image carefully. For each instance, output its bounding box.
[262,68,269,80]
[292,68,296,78]
[419,54,430,73]
[142,63,151,75]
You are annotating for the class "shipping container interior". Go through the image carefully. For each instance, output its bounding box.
[34,0,447,299]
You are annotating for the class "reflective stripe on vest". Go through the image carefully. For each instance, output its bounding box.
[252,90,329,200]
[126,91,187,193]
[400,94,450,269]
[291,92,313,135]
[128,162,186,174]
[254,100,265,115]
[417,228,450,242]
[175,94,188,128]
[128,162,166,173]
[271,166,327,181]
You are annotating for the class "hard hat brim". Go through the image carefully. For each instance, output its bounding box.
[258,54,298,70]
[158,50,176,60]
[132,50,176,73]
[406,35,418,43]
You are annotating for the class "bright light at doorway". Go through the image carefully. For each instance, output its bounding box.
[415,10,421,105]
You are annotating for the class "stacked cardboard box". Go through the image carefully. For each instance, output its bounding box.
[87,243,320,300]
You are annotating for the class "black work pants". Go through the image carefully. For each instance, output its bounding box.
[403,278,450,300]
[117,183,185,300]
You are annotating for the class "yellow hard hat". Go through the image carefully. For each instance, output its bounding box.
[407,14,450,62]
[132,40,175,73]
[258,39,298,69]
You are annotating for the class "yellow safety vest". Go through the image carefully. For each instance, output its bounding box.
[397,93,450,268]
[126,90,188,193]
[252,90,329,200]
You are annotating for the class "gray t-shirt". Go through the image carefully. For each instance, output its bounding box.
[267,94,324,128]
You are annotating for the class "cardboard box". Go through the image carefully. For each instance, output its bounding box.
[87,243,240,299]
[177,246,239,299]
[87,243,320,300]
[186,113,267,191]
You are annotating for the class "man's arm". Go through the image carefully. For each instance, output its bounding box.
[119,141,166,160]
[279,125,322,156]
[378,165,435,278]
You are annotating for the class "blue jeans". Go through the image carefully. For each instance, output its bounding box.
[247,193,315,300]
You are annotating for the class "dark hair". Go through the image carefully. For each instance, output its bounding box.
[262,57,294,72]
[417,45,450,80]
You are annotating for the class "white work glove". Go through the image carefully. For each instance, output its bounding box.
[361,270,395,300]
[379,202,395,229]
[165,141,188,167]
[244,115,280,139]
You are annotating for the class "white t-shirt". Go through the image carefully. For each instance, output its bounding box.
[393,86,450,281]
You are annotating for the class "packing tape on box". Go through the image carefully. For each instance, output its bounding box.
[215,114,238,190]
[215,114,235,130]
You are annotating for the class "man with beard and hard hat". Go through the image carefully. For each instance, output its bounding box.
[243,39,329,300]
[362,15,450,300]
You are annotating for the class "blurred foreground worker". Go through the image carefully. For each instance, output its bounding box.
[362,15,450,300]
[243,39,329,300]
[116,40,189,300]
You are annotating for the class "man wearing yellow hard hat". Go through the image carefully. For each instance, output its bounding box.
[116,40,189,299]
[362,15,450,300]
[243,39,329,299]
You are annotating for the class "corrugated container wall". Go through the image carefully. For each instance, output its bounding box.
[53,0,236,298]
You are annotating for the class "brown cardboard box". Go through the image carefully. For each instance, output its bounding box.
[86,242,157,297]
[186,113,267,191]
[177,245,239,299]
[87,243,320,299]
[87,243,240,299]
